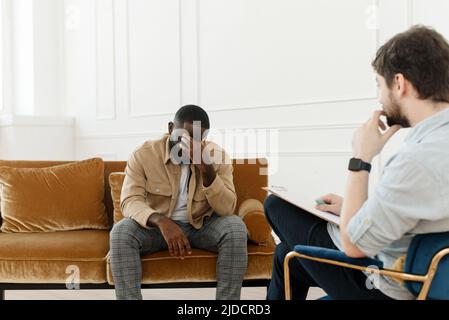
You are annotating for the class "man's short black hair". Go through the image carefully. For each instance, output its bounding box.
[174,105,210,129]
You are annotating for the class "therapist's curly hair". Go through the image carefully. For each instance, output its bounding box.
[372,25,449,104]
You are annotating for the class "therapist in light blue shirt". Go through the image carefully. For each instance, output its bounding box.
[264,25,449,300]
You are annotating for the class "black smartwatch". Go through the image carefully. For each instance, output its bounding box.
[348,158,372,173]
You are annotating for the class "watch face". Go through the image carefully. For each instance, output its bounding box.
[348,158,362,171]
[348,158,371,172]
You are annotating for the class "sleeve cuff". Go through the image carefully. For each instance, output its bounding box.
[347,213,372,243]
[347,213,378,257]
[203,174,224,197]
[131,209,158,229]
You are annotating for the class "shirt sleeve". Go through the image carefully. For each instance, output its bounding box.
[120,150,159,229]
[346,157,443,257]
[202,149,237,216]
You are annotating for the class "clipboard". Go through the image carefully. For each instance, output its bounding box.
[262,186,340,226]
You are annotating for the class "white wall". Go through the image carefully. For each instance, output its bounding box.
[7,0,65,116]
[10,0,34,115]
[36,0,449,197]
[0,0,74,161]
[0,115,75,160]
[63,0,449,198]
[33,0,65,116]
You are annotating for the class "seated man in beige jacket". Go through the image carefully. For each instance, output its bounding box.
[109,105,248,300]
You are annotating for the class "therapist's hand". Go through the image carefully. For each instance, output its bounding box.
[352,110,401,163]
[315,194,343,216]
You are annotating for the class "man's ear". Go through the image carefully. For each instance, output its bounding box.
[201,128,209,141]
[394,73,407,97]
[168,122,174,134]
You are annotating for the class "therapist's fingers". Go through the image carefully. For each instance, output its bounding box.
[315,203,340,216]
[371,110,385,123]
[319,194,339,204]
[381,124,401,143]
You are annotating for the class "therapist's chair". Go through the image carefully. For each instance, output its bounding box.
[284,232,449,300]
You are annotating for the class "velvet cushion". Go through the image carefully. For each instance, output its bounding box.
[109,173,126,224]
[107,241,274,285]
[242,211,272,245]
[0,230,109,283]
[0,158,109,233]
[238,199,272,245]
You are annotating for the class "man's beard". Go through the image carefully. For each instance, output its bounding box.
[385,93,411,128]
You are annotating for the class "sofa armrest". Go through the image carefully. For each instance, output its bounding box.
[238,199,273,246]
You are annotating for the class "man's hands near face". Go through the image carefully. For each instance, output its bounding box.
[315,194,343,216]
[352,110,401,163]
[148,214,192,259]
[180,133,216,187]
[180,134,209,171]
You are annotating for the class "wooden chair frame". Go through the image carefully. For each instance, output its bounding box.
[284,248,449,300]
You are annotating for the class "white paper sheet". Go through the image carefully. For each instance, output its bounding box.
[263,186,341,226]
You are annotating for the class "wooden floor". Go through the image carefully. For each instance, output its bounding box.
[4,287,326,300]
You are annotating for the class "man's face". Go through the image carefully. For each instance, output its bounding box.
[376,75,411,128]
[169,121,207,143]
[168,121,208,150]
[168,121,208,164]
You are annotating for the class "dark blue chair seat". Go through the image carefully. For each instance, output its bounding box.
[289,232,449,300]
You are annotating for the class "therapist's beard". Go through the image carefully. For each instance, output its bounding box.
[385,93,411,128]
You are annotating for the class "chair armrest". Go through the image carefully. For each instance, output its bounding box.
[294,245,384,269]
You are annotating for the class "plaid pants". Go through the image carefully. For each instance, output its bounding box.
[109,214,248,300]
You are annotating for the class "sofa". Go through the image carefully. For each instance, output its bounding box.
[0,159,275,299]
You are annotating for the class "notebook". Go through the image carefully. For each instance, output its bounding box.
[262,186,341,226]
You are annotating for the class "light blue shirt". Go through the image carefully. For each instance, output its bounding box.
[328,108,449,300]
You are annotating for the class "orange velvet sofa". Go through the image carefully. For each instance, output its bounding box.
[0,159,275,299]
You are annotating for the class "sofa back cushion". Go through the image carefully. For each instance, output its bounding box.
[0,160,127,229]
[0,158,267,230]
[109,173,126,224]
[232,159,268,211]
[0,158,109,233]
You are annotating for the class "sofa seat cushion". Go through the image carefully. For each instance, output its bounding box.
[107,242,275,284]
[0,230,109,283]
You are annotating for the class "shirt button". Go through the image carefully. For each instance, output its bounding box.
[156,188,160,193]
